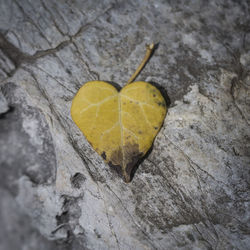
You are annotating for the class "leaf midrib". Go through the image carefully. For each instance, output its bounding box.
[118,92,125,172]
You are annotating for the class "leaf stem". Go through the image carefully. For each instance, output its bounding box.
[126,43,155,85]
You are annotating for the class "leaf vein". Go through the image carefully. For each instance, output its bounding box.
[139,104,154,129]
[80,95,117,114]
[99,122,119,145]
[121,94,158,109]
[123,127,139,140]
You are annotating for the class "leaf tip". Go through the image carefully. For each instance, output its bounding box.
[124,173,131,183]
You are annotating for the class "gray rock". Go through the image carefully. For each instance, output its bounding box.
[0,0,250,249]
[0,82,56,195]
[0,90,9,114]
[0,189,65,250]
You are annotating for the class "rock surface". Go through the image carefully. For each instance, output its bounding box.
[0,0,250,249]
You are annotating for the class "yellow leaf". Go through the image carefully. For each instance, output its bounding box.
[71,80,167,182]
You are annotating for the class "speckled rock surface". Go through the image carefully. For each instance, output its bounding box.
[0,0,250,249]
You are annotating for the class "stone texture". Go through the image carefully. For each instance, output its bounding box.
[0,0,250,249]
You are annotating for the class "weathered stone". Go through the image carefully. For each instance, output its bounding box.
[0,0,249,249]
[0,90,8,114]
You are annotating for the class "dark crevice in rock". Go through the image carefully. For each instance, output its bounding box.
[70,173,86,189]
[230,76,250,126]
[0,3,115,80]
[32,40,71,60]
[0,105,13,119]
[52,195,88,249]
[0,33,31,68]
[56,211,69,226]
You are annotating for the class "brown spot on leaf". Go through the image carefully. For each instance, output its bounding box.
[156,101,166,107]
[108,144,144,182]
[108,147,123,179]
[124,143,143,182]
[110,147,123,166]
[101,151,106,160]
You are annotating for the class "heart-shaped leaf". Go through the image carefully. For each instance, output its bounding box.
[71,80,166,182]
